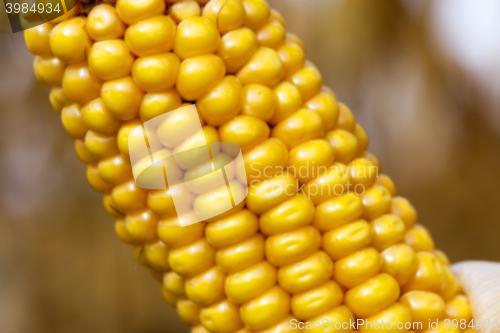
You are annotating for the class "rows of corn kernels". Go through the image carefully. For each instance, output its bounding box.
[25,0,474,332]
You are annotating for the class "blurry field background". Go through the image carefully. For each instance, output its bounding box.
[1,0,500,332]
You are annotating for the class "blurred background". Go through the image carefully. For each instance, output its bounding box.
[0,0,499,332]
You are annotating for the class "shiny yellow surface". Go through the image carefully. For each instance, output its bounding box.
[241,138,289,183]
[259,194,315,235]
[225,260,276,304]
[237,47,284,87]
[272,109,324,149]
[313,193,363,232]
[116,0,166,25]
[333,247,382,289]
[291,281,343,320]
[323,219,372,260]
[49,17,91,64]
[62,63,103,105]
[169,0,201,24]
[218,28,258,73]
[402,252,444,293]
[177,54,226,101]
[175,17,220,59]
[215,234,264,273]
[87,4,126,41]
[25,23,53,56]
[132,53,180,92]
[265,226,321,267]
[81,98,121,135]
[240,286,290,330]
[241,84,276,121]
[101,76,144,121]
[205,209,259,248]
[269,81,302,125]
[125,15,176,57]
[288,139,334,184]
[370,214,406,251]
[185,266,226,306]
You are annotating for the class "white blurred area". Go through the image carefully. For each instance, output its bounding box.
[0,1,500,332]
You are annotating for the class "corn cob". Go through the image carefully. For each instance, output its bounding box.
[25,1,474,332]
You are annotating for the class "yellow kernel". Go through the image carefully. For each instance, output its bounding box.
[237,47,284,88]
[277,251,334,294]
[403,252,444,293]
[162,286,179,307]
[205,209,259,248]
[61,104,88,139]
[84,130,118,158]
[49,87,72,113]
[322,219,372,260]
[325,129,358,164]
[177,298,201,326]
[144,240,170,271]
[174,17,220,59]
[177,54,226,101]
[287,63,322,102]
[247,172,298,215]
[87,4,126,41]
[164,271,187,297]
[140,89,183,122]
[361,185,393,220]
[202,0,246,34]
[125,15,176,57]
[133,246,149,267]
[270,81,303,125]
[34,56,66,86]
[301,162,352,205]
[277,41,305,78]
[286,33,304,51]
[354,124,369,154]
[88,40,134,81]
[391,197,418,229]
[218,27,259,73]
[444,295,472,322]
[75,139,99,164]
[200,299,243,333]
[240,286,291,330]
[25,23,53,56]
[157,213,205,248]
[272,109,324,149]
[358,302,412,333]
[62,63,103,105]
[303,306,355,333]
[215,234,265,273]
[196,76,243,126]
[241,84,276,121]
[97,154,132,185]
[348,157,378,189]
[345,273,400,318]
[260,194,315,235]
[335,103,356,132]
[380,244,418,286]
[111,179,148,213]
[81,98,121,135]
[370,214,406,251]
[374,174,397,197]
[185,266,226,306]
[292,281,343,320]
[257,20,286,49]
[148,185,193,217]
[125,208,158,242]
[193,180,246,222]
[400,291,445,327]
[242,138,289,184]
[288,139,334,184]
[405,224,435,252]
[115,218,139,245]
[101,76,144,121]
[116,119,142,157]
[304,91,339,132]
[219,115,269,152]
[433,249,451,267]
[169,238,216,277]
[131,53,179,93]
[333,247,382,289]
[116,0,166,25]
[169,0,201,24]
[86,164,113,193]
[313,193,363,232]
[438,266,460,301]
[49,17,91,64]
[225,261,276,304]
[266,226,321,267]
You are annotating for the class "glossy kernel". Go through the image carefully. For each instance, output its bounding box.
[246,172,298,215]
[313,193,363,232]
[358,303,412,333]
[322,219,372,260]
[144,240,170,271]
[97,154,132,185]
[87,4,126,41]
[400,291,445,326]
[405,225,435,252]
[125,15,176,57]
[185,266,226,306]
[333,247,382,289]
[304,91,339,132]
[225,261,277,304]
[241,84,276,121]
[125,208,158,242]
[169,238,216,277]
[81,98,121,135]
[270,81,303,125]
[169,1,201,23]
[205,209,259,248]
[215,234,265,273]
[111,179,148,213]
[62,63,103,104]
[25,23,53,56]
[287,63,322,102]
[49,17,91,64]
[345,273,400,318]
[242,138,289,184]
[303,306,355,333]
[116,0,166,25]
[335,103,356,132]
[277,251,334,294]
[272,109,324,150]
[260,194,315,235]
[218,28,259,73]
[84,130,118,158]
[202,0,246,34]
[361,185,393,220]
[132,53,180,92]
[174,17,221,59]
[61,104,88,139]
[325,129,358,164]
[265,226,321,267]
[380,244,418,286]
[370,214,406,251]
[140,89,183,122]
[219,115,270,152]
[177,54,226,101]
[200,299,243,333]
[291,281,343,320]
[402,252,444,293]
[240,286,291,330]
[101,76,144,121]
[257,20,286,49]
[288,139,334,184]
[391,197,418,229]
[237,47,284,88]
[86,164,113,193]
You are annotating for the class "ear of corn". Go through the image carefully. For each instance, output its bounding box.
[25,1,473,332]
